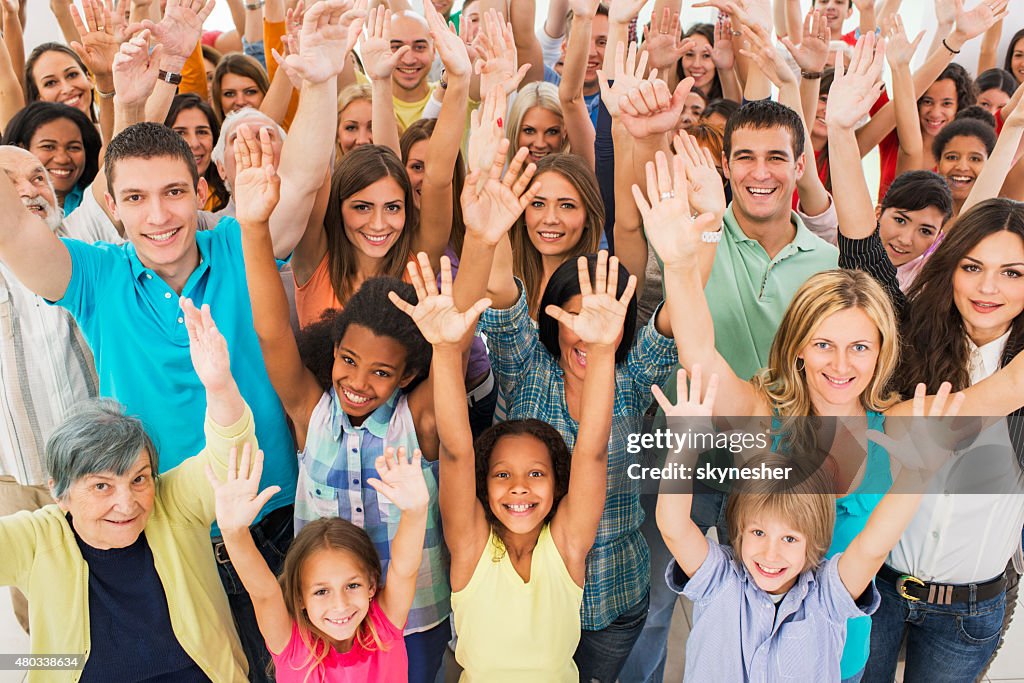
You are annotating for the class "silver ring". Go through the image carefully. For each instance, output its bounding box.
[731,30,742,36]
[660,191,674,200]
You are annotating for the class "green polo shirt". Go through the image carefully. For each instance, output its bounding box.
[661,204,839,403]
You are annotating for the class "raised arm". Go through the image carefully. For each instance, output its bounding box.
[509,1,545,86]
[1,0,24,90]
[712,14,742,103]
[883,14,925,175]
[604,0,645,74]
[827,35,887,241]
[633,149,762,416]
[360,6,403,156]
[977,16,1002,72]
[235,125,324,446]
[415,0,472,267]
[779,8,831,132]
[271,0,367,259]
[391,255,492,589]
[368,447,430,630]
[961,83,1024,215]
[559,0,598,169]
[454,92,541,312]
[0,5,24,129]
[472,10,531,102]
[548,252,629,572]
[70,0,130,146]
[654,365,719,577]
[49,0,82,45]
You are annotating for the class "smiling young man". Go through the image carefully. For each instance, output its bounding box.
[389,10,437,129]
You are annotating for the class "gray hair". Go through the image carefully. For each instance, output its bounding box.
[211,106,287,169]
[45,399,158,500]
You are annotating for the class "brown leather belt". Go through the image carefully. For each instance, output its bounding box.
[879,563,1019,605]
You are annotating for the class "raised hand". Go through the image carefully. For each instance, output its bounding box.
[366,447,430,512]
[936,0,957,26]
[544,252,637,348]
[632,150,722,267]
[952,0,1009,42]
[467,84,506,177]
[780,9,831,75]
[111,29,163,107]
[607,0,648,25]
[711,14,736,72]
[673,133,727,227]
[641,8,688,74]
[868,383,970,478]
[694,0,772,32]
[205,445,282,533]
[276,0,366,85]
[617,75,696,139]
[359,6,407,81]
[882,13,924,68]
[141,0,216,64]
[462,144,541,246]
[825,32,886,130]
[70,0,132,79]
[424,0,470,78]
[232,125,281,225]
[597,41,650,119]
[739,22,797,87]
[652,364,720,418]
[181,297,233,394]
[568,0,601,19]
[272,0,307,89]
[389,253,492,347]
[473,9,529,97]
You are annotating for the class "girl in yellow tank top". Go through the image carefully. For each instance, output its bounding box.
[392,242,632,680]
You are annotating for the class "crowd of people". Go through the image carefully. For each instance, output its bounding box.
[0,0,1023,681]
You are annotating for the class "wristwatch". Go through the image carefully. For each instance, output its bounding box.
[158,70,183,86]
[244,0,265,9]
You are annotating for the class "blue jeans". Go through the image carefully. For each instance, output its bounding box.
[574,590,649,682]
[213,504,294,683]
[864,570,1007,683]
[405,616,451,683]
[619,485,728,682]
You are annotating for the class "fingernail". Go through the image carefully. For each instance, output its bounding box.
[497,117,503,128]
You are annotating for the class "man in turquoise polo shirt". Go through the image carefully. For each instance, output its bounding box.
[623,99,840,683]
[0,6,356,679]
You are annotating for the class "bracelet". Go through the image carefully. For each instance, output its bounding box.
[96,87,116,99]
[941,38,960,55]
[244,0,265,9]
[800,70,823,80]
[158,70,183,86]
[439,68,448,90]
[701,230,723,244]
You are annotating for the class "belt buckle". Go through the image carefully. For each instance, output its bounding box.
[897,574,925,601]
[213,540,232,566]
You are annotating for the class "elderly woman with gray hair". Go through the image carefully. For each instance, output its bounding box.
[0,299,257,682]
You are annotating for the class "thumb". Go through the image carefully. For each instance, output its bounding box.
[253,485,282,510]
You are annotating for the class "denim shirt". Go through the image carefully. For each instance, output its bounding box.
[667,539,879,682]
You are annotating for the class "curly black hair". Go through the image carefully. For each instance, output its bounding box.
[295,310,340,392]
[330,277,432,390]
[919,63,977,113]
[473,419,571,534]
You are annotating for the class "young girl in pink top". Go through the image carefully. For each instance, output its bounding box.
[207,445,429,683]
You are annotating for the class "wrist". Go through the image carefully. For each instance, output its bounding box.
[220,525,253,538]
[94,75,115,91]
[946,30,966,52]
[159,55,188,74]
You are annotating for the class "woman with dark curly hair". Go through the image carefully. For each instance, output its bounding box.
[2,101,101,214]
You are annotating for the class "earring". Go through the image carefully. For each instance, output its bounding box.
[795,357,805,372]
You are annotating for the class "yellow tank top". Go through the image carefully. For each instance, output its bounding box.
[451,524,584,682]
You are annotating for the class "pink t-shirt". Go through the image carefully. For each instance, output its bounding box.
[270,601,408,683]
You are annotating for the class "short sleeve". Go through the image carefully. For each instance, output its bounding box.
[796,194,838,245]
[52,238,117,322]
[815,553,881,624]
[538,28,563,69]
[626,305,678,396]
[666,537,738,602]
[478,280,537,390]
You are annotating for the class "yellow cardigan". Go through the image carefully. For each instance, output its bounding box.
[0,407,260,682]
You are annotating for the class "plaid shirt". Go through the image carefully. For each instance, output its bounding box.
[479,283,678,630]
[294,389,450,634]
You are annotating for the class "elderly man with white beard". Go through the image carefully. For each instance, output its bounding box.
[0,145,121,634]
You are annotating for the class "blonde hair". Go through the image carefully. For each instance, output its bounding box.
[751,269,901,418]
[510,154,603,317]
[505,81,568,164]
[336,84,374,159]
[727,453,836,571]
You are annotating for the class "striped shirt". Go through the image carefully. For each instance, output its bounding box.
[294,388,450,634]
[479,282,678,630]
[0,217,120,486]
[667,539,880,682]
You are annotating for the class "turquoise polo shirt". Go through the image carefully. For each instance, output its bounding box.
[53,216,297,522]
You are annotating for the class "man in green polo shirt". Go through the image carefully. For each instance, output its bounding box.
[623,99,839,683]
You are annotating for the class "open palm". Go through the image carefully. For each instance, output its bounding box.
[390,254,492,346]
[366,447,429,512]
[545,252,637,347]
[205,445,281,533]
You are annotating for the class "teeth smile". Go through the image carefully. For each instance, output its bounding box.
[950,176,973,183]
[756,562,784,575]
[325,615,353,625]
[362,233,389,244]
[505,503,536,513]
[147,228,179,242]
[48,169,72,177]
[343,389,370,404]
[574,349,587,366]
[538,231,563,240]
[889,244,910,254]
[824,374,854,386]
[748,188,775,195]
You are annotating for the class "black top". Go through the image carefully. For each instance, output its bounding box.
[73,519,210,683]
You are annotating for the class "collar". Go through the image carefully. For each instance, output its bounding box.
[723,205,820,253]
[738,554,817,621]
[330,387,401,440]
[968,329,1012,383]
